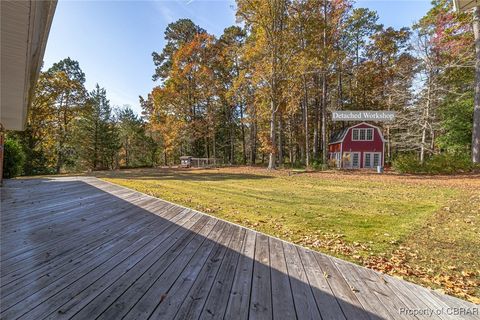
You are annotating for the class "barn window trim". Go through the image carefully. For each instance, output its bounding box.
[352,128,374,141]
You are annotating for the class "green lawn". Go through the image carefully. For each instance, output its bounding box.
[95,167,479,303]
[98,167,455,253]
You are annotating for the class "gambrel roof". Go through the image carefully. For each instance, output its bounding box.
[329,122,386,145]
[329,127,349,144]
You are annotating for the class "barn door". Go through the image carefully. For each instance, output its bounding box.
[342,152,360,169]
[364,152,381,168]
[351,153,360,168]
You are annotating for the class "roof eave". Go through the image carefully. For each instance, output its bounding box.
[0,0,57,131]
[453,0,479,12]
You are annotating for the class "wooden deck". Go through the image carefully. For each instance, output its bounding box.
[1,177,478,320]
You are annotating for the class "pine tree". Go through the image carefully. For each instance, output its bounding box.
[76,84,120,170]
[116,106,157,168]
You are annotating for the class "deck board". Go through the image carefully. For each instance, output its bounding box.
[1,177,478,320]
[223,229,256,320]
[152,223,236,320]
[20,208,193,320]
[1,202,176,292]
[269,238,296,320]
[198,228,246,320]
[283,242,321,320]
[249,233,273,320]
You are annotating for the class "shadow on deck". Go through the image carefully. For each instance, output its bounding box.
[0,177,478,320]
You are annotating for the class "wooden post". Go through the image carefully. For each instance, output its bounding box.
[473,6,480,163]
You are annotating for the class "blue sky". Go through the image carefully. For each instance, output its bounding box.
[43,0,432,114]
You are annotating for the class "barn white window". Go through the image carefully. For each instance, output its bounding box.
[352,153,360,167]
[352,129,359,140]
[366,129,373,140]
[360,129,366,140]
[373,153,380,166]
[352,128,374,141]
[364,153,371,168]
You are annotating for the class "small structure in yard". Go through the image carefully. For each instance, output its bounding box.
[180,156,192,168]
[328,122,385,169]
[179,156,222,168]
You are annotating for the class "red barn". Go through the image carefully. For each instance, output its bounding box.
[328,122,385,169]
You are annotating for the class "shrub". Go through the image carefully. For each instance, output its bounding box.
[392,154,421,173]
[311,160,328,170]
[3,138,26,178]
[425,153,472,174]
[393,152,476,174]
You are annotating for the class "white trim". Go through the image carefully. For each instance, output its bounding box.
[350,122,386,143]
[351,128,374,141]
[363,152,382,169]
[340,143,343,168]
[382,141,385,167]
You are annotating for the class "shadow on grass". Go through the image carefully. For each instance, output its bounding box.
[93,167,274,182]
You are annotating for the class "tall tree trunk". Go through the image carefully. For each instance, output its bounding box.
[337,64,343,109]
[250,118,257,165]
[56,120,63,173]
[298,106,303,162]
[230,106,235,164]
[303,75,310,167]
[472,6,480,163]
[420,126,427,164]
[56,101,68,174]
[386,126,391,162]
[93,120,98,170]
[240,105,247,165]
[125,139,129,168]
[56,149,62,174]
[321,0,328,166]
[213,131,216,166]
[430,129,435,152]
[313,93,319,161]
[321,77,327,165]
[420,74,432,164]
[206,136,210,159]
[278,111,284,166]
[268,100,277,170]
[355,38,360,67]
[386,95,392,162]
[289,116,293,164]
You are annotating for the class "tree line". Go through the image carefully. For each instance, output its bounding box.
[8,58,157,175]
[4,0,476,176]
[141,0,475,169]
